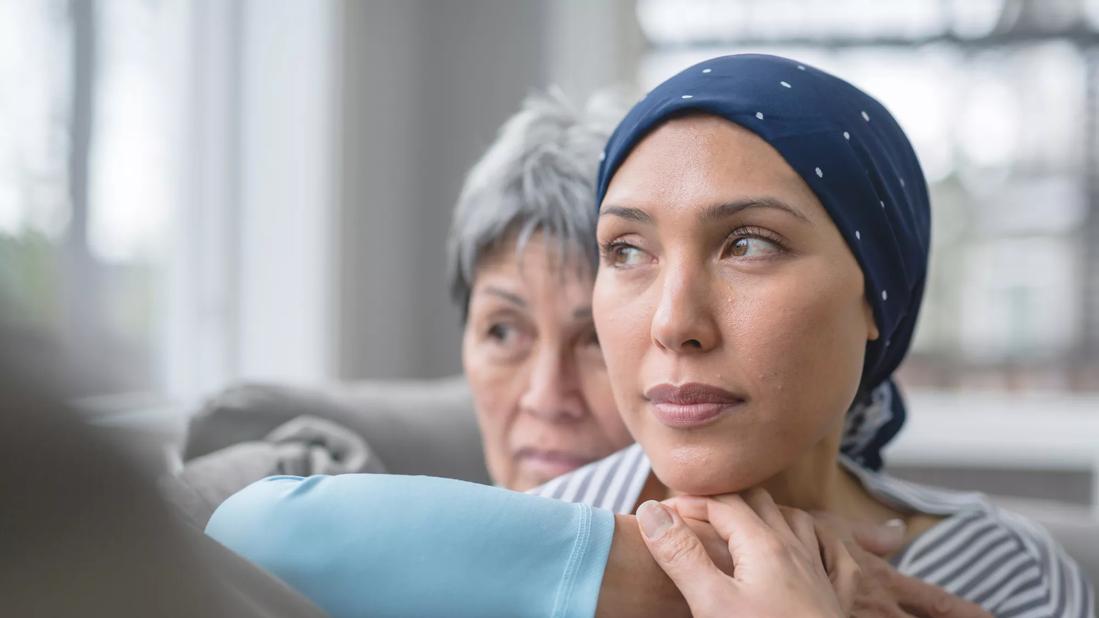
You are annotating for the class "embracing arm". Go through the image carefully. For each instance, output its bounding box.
[205,474,687,618]
[599,514,690,618]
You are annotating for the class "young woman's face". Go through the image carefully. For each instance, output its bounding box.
[593,115,879,496]
[463,233,633,491]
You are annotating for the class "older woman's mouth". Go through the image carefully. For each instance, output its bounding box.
[644,383,746,428]
[515,448,596,479]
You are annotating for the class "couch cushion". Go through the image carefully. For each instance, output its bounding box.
[185,376,490,484]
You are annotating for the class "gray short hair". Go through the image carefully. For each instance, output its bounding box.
[448,88,631,319]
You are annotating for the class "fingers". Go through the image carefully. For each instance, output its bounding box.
[778,505,820,557]
[852,518,908,557]
[682,516,736,576]
[743,488,794,540]
[636,500,729,605]
[664,493,810,584]
[669,490,813,555]
[810,510,908,558]
[813,519,861,614]
[662,495,710,520]
[658,494,784,583]
[664,494,771,545]
[808,510,855,542]
[893,574,993,618]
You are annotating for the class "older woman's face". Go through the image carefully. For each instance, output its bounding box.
[593,115,879,496]
[463,233,633,491]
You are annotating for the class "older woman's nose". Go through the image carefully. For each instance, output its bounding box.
[650,265,719,354]
[518,347,585,422]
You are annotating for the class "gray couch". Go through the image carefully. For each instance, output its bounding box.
[180,376,1099,588]
[185,376,489,483]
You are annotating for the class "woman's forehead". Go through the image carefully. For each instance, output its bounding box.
[632,115,787,163]
[602,116,822,223]
[470,239,594,310]
[475,233,594,280]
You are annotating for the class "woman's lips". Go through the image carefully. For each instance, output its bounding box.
[515,449,595,479]
[644,382,746,428]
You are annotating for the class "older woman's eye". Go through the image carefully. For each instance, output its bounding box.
[478,319,532,363]
[581,329,600,349]
[487,323,514,343]
[576,329,604,367]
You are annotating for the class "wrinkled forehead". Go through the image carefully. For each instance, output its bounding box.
[471,229,596,307]
[476,228,592,273]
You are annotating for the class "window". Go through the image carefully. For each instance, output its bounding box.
[0,1,73,343]
[637,0,1099,394]
[636,0,1099,505]
[0,0,189,396]
[1,0,337,405]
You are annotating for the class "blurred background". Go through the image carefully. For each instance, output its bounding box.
[2,0,1098,508]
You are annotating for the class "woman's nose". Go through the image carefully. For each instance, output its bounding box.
[518,347,585,422]
[650,264,719,354]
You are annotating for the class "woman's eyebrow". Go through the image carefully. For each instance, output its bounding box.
[482,286,526,307]
[571,306,593,320]
[600,199,809,224]
[703,197,810,223]
[599,205,651,223]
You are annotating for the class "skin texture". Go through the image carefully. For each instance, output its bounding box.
[640,492,854,618]
[462,232,633,490]
[596,506,991,618]
[459,116,983,616]
[590,114,989,617]
[592,113,882,507]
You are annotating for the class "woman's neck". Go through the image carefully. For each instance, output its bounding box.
[759,454,901,525]
[645,431,905,528]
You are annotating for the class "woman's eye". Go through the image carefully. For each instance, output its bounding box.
[581,329,600,349]
[576,329,604,366]
[725,235,782,259]
[478,319,531,362]
[604,242,649,267]
[487,323,513,343]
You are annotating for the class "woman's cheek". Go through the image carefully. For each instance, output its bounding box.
[578,365,630,446]
[464,347,519,485]
[751,284,864,428]
[595,306,646,398]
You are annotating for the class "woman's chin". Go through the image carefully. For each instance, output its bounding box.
[651,449,774,497]
[662,474,753,497]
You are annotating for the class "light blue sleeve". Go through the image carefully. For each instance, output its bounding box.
[205,474,615,618]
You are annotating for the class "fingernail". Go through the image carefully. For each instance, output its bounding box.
[638,500,673,540]
[883,518,906,541]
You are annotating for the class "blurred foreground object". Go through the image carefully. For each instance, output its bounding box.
[0,327,325,618]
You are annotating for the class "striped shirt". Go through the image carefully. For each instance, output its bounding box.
[530,444,1096,618]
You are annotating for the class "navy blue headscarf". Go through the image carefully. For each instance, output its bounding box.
[596,54,931,470]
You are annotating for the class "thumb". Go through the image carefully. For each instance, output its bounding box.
[637,500,727,606]
[851,518,907,557]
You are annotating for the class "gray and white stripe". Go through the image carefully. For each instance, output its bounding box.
[530,446,1095,617]
[533,443,650,514]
